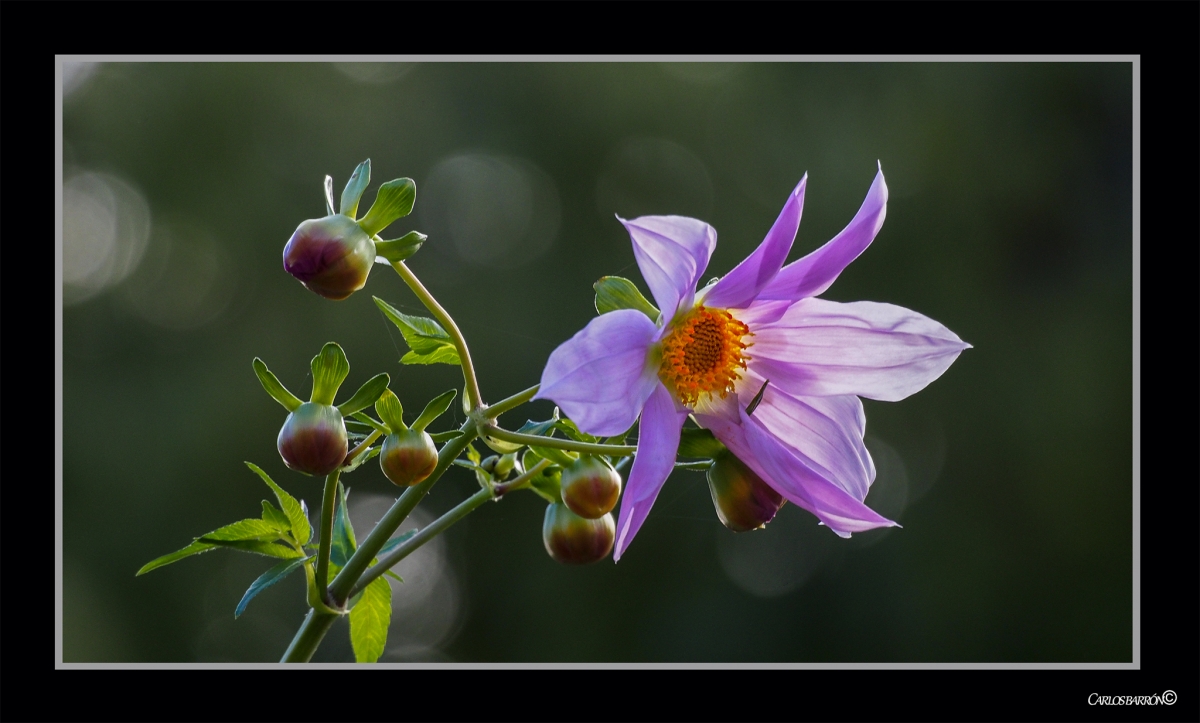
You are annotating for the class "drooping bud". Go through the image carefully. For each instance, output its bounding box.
[706,451,785,532]
[560,456,622,519]
[277,402,349,476]
[282,214,376,300]
[542,502,615,565]
[379,429,439,487]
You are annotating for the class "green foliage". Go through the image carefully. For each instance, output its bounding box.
[481,434,524,454]
[378,529,418,557]
[137,518,303,576]
[374,297,462,366]
[310,342,351,406]
[340,159,372,219]
[594,276,659,320]
[245,462,312,546]
[676,427,727,460]
[252,358,303,412]
[351,412,390,436]
[323,175,336,216]
[137,541,217,576]
[429,430,464,444]
[375,231,426,263]
[330,483,357,570]
[516,416,579,467]
[412,389,457,432]
[235,556,309,618]
[337,373,390,416]
[374,389,407,432]
[340,445,381,474]
[261,500,290,531]
[357,178,416,237]
[350,577,392,663]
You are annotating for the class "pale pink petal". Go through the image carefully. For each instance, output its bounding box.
[759,165,887,301]
[619,215,716,320]
[702,176,806,310]
[613,383,688,561]
[750,298,970,402]
[535,309,660,437]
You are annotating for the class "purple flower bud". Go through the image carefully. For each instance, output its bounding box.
[560,456,622,519]
[706,452,786,532]
[277,402,349,476]
[542,502,615,565]
[282,214,376,300]
[379,429,439,487]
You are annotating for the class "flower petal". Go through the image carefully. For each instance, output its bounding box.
[759,165,887,301]
[749,298,970,402]
[613,383,688,561]
[619,215,716,320]
[536,309,660,437]
[702,175,806,310]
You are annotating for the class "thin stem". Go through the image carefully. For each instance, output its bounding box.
[483,425,637,457]
[315,469,341,598]
[492,458,552,497]
[327,420,478,605]
[344,429,382,466]
[280,609,338,663]
[350,485,493,597]
[389,260,483,412]
[485,385,539,420]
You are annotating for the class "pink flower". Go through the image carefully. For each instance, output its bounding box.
[537,165,969,560]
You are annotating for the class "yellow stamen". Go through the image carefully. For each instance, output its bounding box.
[658,306,751,407]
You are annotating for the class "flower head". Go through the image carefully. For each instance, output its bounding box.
[536,164,970,560]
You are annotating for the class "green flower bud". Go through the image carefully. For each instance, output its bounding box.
[706,451,785,532]
[379,428,438,487]
[560,455,622,519]
[282,214,376,300]
[277,402,348,476]
[542,502,615,565]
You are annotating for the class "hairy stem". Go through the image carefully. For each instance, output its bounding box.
[315,470,341,599]
[483,425,637,457]
[484,384,540,420]
[280,609,338,663]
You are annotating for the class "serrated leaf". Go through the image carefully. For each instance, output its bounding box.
[235,556,309,618]
[261,501,290,531]
[677,427,727,459]
[310,342,350,406]
[330,483,357,569]
[412,389,457,432]
[357,178,416,237]
[245,462,312,546]
[201,539,303,559]
[594,276,659,320]
[375,231,426,263]
[374,389,406,432]
[429,430,464,443]
[137,540,216,576]
[373,297,461,366]
[378,529,419,557]
[200,518,287,542]
[337,373,390,416]
[324,175,336,216]
[340,159,371,219]
[350,577,392,663]
[252,358,302,412]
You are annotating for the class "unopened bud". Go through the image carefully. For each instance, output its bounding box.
[282,214,376,300]
[560,456,622,519]
[380,429,439,487]
[706,452,785,532]
[542,502,615,565]
[277,402,349,476]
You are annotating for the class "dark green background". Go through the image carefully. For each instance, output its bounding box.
[61,62,1132,662]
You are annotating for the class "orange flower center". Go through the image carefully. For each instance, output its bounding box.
[659,306,751,407]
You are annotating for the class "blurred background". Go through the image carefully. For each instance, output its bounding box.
[60,61,1132,663]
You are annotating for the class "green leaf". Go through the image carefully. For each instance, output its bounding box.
[261,501,290,531]
[529,444,577,468]
[373,297,461,366]
[378,529,418,557]
[340,159,371,219]
[482,435,524,455]
[374,389,406,433]
[517,418,558,437]
[252,358,302,412]
[200,518,287,542]
[310,342,351,406]
[200,539,302,559]
[337,373,390,416]
[357,178,416,237]
[349,577,392,663]
[385,570,404,583]
[555,418,598,444]
[235,556,309,618]
[137,540,216,576]
[594,276,659,320]
[374,231,426,263]
[674,460,714,472]
[412,389,458,432]
[341,445,381,474]
[677,427,727,459]
[330,483,357,569]
[245,462,312,546]
[323,175,336,216]
[429,430,464,444]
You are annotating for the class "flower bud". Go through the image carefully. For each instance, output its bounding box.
[706,452,785,532]
[277,402,349,476]
[282,214,376,300]
[560,456,622,519]
[542,502,615,565]
[380,429,438,487]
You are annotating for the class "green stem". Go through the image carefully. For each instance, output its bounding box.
[327,420,478,605]
[344,429,382,466]
[485,385,539,420]
[280,609,338,663]
[483,425,637,457]
[350,485,493,597]
[389,260,483,412]
[315,469,341,598]
[492,458,552,497]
